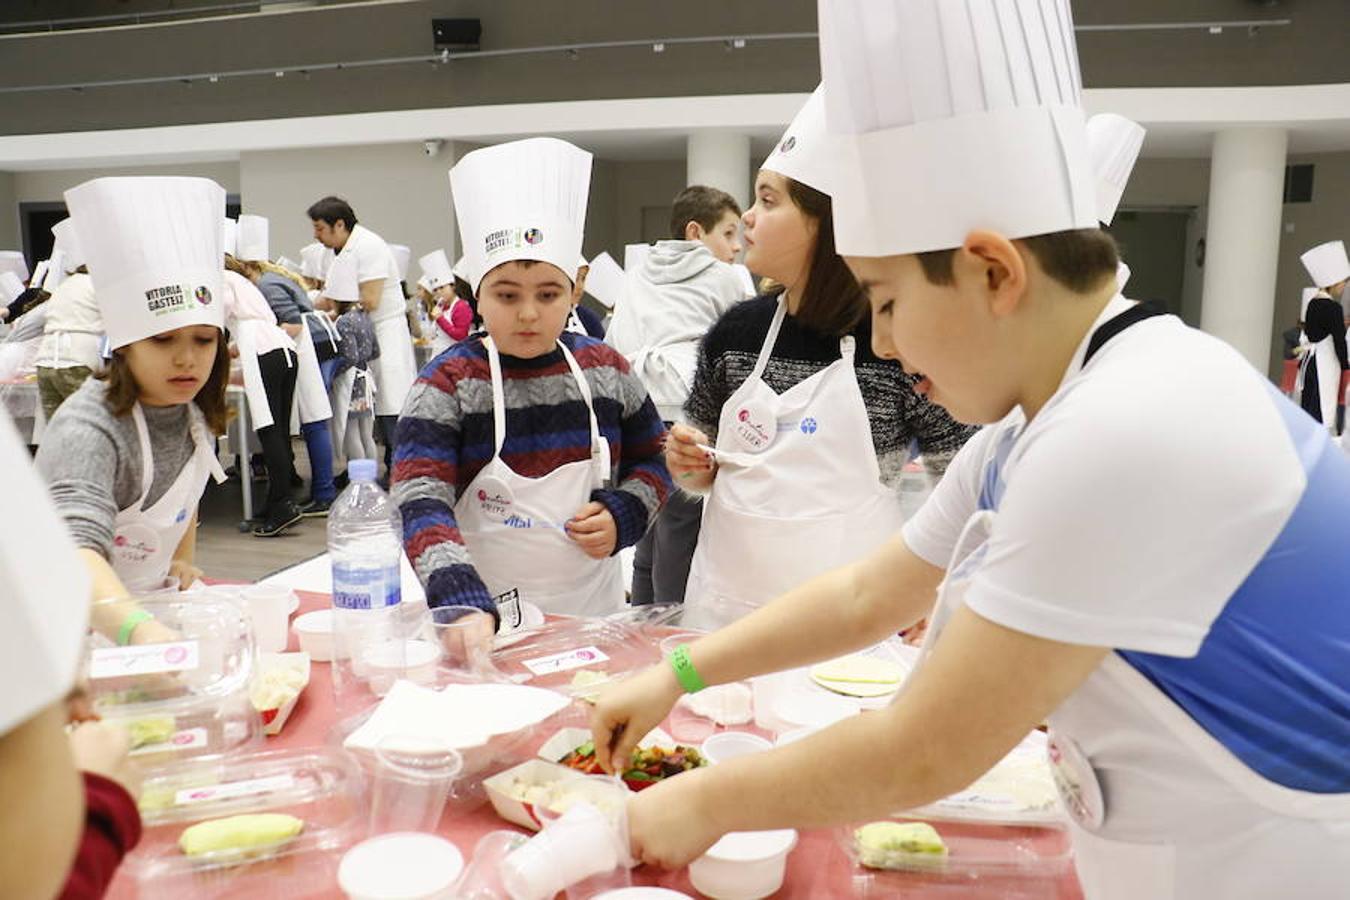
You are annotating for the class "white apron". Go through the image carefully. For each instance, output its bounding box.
[917,306,1350,900]
[331,366,376,449]
[370,311,416,417]
[233,318,294,431]
[1294,333,1340,431]
[682,297,904,629]
[111,403,227,593]
[453,337,623,617]
[289,320,333,432]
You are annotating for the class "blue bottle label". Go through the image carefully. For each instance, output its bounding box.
[331,562,402,610]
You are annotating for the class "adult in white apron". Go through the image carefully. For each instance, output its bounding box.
[916,304,1350,900]
[370,307,415,418]
[683,296,904,629]
[454,336,623,617]
[110,402,227,593]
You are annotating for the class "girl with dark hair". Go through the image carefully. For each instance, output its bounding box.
[669,88,975,629]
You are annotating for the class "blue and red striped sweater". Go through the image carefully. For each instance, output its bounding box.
[391,332,672,615]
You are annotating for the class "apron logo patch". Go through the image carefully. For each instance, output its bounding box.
[800,417,818,434]
[504,514,533,529]
[779,135,797,153]
[477,489,512,519]
[112,533,156,563]
[524,228,544,245]
[733,407,772,448]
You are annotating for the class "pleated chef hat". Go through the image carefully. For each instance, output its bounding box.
[52,218,86,271]
[324,252,360,304]
[450,137,592,293]
[1301,287,1319,320]
[221,217,238,258]
[236,214,269,262]
[276,255,299,273]
[1300,241,1350,289]
[581,251,626,310]
[1087,113,1146,226]
[818,0,1097,257]
[451,256,467,282]
[300,242,333,280]
[65,176,225,350]
[390,244,412,282]
[0,251,28,284]
[43,251,68,292]
[28,261,49,294]
[762,86,838,196]
[419,249,454,290]
[0,271,23,305]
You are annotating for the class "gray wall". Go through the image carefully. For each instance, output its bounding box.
[13,161,242,202]
[0,173,16,248]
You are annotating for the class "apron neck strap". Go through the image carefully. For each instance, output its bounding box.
[483,336,510,459]
[305,310,340,348]
[749,296,791,382]
[130,403,155,504]
[1083,301,1167,368]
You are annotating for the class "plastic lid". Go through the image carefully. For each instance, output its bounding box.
[348,458,379,482]
[704,829,797,863]
[339,833,464,900]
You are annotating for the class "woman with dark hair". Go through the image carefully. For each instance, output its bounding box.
[669,88,975,629]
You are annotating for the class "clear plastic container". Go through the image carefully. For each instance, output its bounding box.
[904,731,1067,827]
[127,748,367,898]
[838,814,1073,885]
[491,618,659,697]
[85,594,261,764]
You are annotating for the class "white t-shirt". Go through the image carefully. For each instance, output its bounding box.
[0,411,90,735]
[903,297,1305,656]
[340,224,405,323]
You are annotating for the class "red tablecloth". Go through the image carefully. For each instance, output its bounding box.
[108,591,1083,899]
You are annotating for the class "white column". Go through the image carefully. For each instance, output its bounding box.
[1199,127,1288,370]
[687,131,752,211]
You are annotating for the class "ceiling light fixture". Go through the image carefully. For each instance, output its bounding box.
[652,42,665,53]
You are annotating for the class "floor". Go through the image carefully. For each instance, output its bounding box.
[195,436,329,582]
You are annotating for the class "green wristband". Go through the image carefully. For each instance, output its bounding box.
[668,645,707,694]
[117,610,154,646]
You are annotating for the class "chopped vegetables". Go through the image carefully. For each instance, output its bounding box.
[557,741,707,788]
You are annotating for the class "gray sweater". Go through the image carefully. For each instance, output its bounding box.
[35,379,196,558]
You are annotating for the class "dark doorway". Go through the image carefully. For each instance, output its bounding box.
[1107,209,1193,321]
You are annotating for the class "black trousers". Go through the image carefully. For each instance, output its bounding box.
[255,348,299,518]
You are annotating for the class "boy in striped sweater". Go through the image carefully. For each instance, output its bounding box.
[391,138,672,631]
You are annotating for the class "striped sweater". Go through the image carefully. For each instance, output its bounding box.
[392,332,672,614]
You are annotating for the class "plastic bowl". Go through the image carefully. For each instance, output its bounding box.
[688,829,798,900]
[293,610,336,661]
[700,731,772,765]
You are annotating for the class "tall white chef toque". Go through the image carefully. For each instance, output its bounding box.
[418,249,454,291]
[390,244,412,283]
[1086,113,1146,226]
[1300,241,1350,290]
[236,214,270,263]
[761,85,839,197]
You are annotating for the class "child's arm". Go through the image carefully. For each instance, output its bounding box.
[390,377,498,621]
[588,361,674,554]
[167,512,202,590]
[448,299,474,341]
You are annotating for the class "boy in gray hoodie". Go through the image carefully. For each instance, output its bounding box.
[607,185,751,605]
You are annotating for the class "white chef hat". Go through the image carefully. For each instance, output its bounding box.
[390,244,412,282]
[324,253,360,304]
[582,251,625,310]
[1087,114,1146,226]
[236,214,269,262]
[762,85,837,196]
[1301,287,1319,320]
[51,218,86,271]
[1300,241,1350,289]
[1115,261,1131,292]
[276,255,299,273]
[450,137,592,294]
[42,251,68,293]
[623,243,650,272]
[419,249,454,290]
[221,217,238,258]
[0,271,23,305]
[416,274,432,293]
[819,0,1097,257]
[0,251,28,284]
[65,176,226,350]
[300,242,331,280]
[0,411,91,737]
[451,256,467,282]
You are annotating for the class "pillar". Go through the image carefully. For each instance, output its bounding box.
[686,131,752,211]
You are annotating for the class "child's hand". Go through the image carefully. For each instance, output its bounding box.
[168,559,202,591]
[566,501,617,559]
[665,424,715,487]
[69,721,141,800]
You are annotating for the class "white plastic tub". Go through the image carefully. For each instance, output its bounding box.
[687,829,797,900]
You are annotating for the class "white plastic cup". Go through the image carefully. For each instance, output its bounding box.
[242,584,293,653]
[429,604,496,674]
[700,730,772,764]
[368,735,463,835]
[502,801,629,900]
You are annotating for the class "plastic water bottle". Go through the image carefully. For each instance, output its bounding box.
[328,458,403,710]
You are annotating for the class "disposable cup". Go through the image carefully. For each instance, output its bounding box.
[368,735,463,835]
[430,605,496,674]
[338,832,464,900]
[241,584,293,653]
[503,798,631,900]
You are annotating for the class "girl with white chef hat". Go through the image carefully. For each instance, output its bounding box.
[668,85,975,630]
[594,3,1350,896]
[37,176,230,645]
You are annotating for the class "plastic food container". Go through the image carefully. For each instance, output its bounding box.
[293,609,337,661]
[905,731,1066,827]
[338,832,464,900]
[361,638,441,693]
[483,759,592,831]
[126,748,366,897]
[86,594,261,764]
[838,815,1073,883]
[491,618,660,695]
[688,829,798,900]
[250,652,310,736]
[700,731,772,764]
